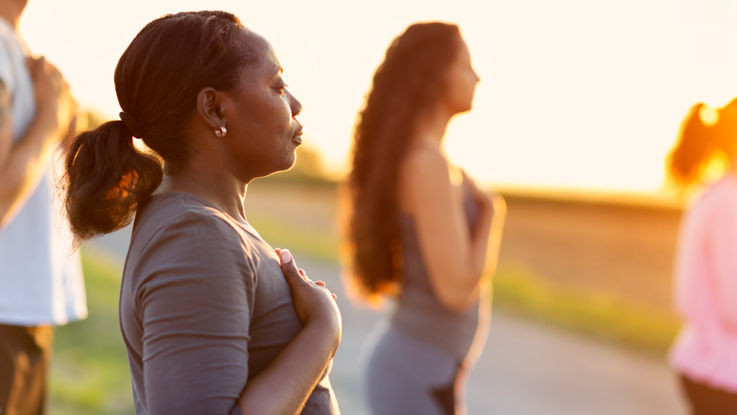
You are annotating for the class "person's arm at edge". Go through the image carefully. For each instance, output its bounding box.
[0,57,75,227]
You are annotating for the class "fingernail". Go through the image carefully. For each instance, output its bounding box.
[280,249,292,264]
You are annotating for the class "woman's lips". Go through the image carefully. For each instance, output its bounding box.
[292,126,303,144]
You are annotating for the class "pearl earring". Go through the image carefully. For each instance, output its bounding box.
[215,126,227,138]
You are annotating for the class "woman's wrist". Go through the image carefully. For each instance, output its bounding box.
[303,315,341,356]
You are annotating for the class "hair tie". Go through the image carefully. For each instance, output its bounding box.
[119,111,145,138]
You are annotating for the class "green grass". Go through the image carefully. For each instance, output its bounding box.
[249,215,340,263]
[50,249,132,415]
[493,264,681,354]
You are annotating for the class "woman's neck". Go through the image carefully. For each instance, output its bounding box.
[415,106,453,150]
[160,167,250,224]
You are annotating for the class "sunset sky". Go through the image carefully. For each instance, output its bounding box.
[17,0,737,193]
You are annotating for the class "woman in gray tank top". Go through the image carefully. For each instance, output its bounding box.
[63,11,341,414]
[344,22,506,415]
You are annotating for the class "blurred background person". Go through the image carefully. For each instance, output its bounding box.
[0,0,85,414]
[64,11,341,414]
[668,100,737,414]
[343,22,505,415]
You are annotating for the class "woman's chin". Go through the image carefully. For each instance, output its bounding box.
[271,153,298,175]
[284,152,298,169]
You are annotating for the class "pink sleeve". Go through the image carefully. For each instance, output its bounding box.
[709,190,737,330]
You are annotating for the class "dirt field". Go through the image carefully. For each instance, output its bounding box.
[498,188,683,312]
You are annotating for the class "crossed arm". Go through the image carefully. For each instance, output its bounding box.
[400,148,505,311]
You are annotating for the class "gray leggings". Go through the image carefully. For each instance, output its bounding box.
[363,323,466,415]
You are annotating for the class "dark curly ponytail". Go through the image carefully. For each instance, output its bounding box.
[65,120,162,240]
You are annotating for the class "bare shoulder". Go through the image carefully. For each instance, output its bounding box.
[401,147,450,185]
[399,147,453,210]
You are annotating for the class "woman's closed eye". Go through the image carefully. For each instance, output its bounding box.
[274,80,288,95]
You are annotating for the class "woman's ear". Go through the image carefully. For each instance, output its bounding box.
[196,87,226,130]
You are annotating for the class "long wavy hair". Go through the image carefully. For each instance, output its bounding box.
[344,22,463,302]
[64,11,254,240]
[667,99,737,189]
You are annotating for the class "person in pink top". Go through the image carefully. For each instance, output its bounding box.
[668,99,737,414]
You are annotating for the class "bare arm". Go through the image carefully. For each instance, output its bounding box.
[0,57,76,227]
[465,171,506,288]
[400,149,504,310]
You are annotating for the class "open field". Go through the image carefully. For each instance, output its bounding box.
[245,181,685,353]
[496,187,683,312]
[247,181,684,310]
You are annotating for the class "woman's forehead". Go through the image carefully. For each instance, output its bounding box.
[238,30,281,77]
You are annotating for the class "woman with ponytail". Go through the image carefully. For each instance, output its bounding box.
[342,22,505,415]
[65,11,341,414]
[668,100,737,414]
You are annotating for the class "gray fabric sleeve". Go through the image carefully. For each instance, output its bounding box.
[135,210,255,414]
